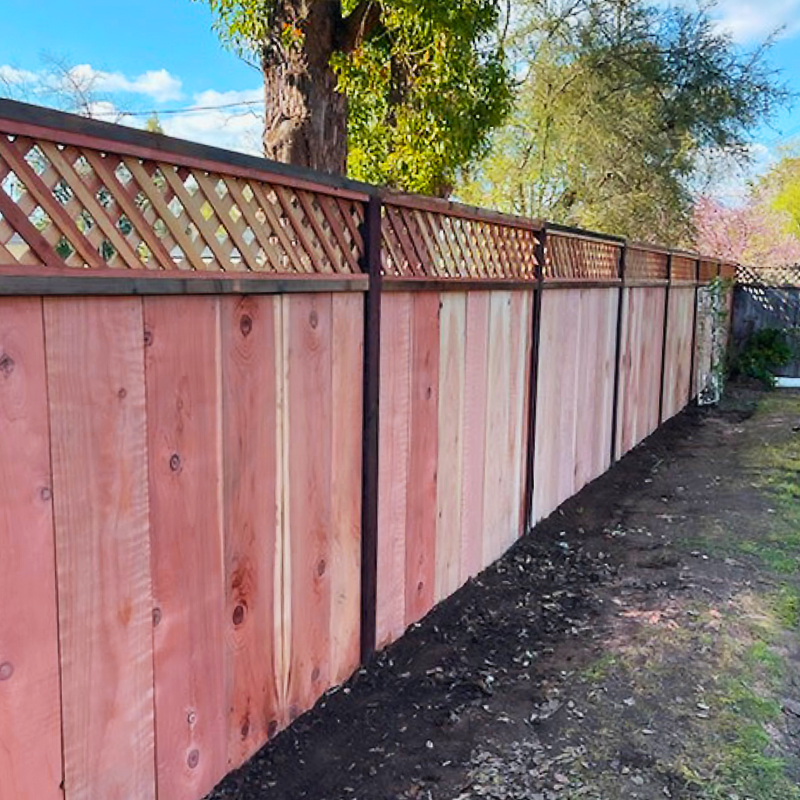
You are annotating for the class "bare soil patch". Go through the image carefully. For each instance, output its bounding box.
[208,387,800,800]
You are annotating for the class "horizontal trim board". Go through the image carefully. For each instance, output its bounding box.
[541,279,622,289]
[545,223,626,245]
[0,266,368,296]
[383,277,537,292]
[624,279,670,288]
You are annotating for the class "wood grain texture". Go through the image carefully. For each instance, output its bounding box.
[329,293,363,683]
[45,297,155,800]
[482,292,514,564]
[220,297,284,768]
[435,292,467,602]
[404,291,440,626]
[0,298,62,800]
[376,293,412,648]
[616,287,666,457]
[220,295,282,767]
[533,289,617,522]
[285,294,333,717]
[460,292,490,582]
[531,288,560,524]
[588,289,618,484]
[144,297,227,800]
[662,286,695,421]
[556,291,580,513]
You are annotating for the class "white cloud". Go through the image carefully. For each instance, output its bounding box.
[0,61,264,155]
[0,62,183,104]
[67,64,183,103]
[0,65,38,86]
[706,0,800,43]
[161,88,264,155]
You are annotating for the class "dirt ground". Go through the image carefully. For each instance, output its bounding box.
[208,387,800,800]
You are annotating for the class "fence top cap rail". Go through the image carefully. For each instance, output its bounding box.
[545,221,625,245]
[671,248,700,260]
[627,241,671,255]
[381,190,544,232]
[0,98,375,201]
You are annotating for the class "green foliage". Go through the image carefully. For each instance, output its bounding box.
[459,0,786,243]
[732,328,795,388]
[197,0,274,58]
[760,149,800,238]
[197,0,512,195]
[333,0,511,195]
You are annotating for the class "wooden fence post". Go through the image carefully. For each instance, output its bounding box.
[360,195,382,661]
[609,242,627,464]
[687,258,700,405]
[523,224,546,533]
[658,253,673,423]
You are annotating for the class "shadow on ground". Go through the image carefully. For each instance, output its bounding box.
[208,387,800,800]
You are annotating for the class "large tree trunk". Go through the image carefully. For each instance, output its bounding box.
[262,1,348,175]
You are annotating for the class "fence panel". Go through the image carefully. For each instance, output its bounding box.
[376,287,534,647]
[533,286,619,522]
[374,197,536,648]
[614,246,669,458]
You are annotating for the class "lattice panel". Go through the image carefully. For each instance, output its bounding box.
[698,260,718,283]
[545,233,621,280]
[626,247,668,280]
[381,202,539,279]
[738,264,800,287]
[0,134,365,273]
[671,255,696,282]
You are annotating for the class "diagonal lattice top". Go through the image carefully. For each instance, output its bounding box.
[626,246,668,280]
[381,199,539,280]
[545,231,621,280]
[0,132,366,274]
[671,255,697,282]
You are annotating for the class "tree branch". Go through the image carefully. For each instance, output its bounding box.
[338,0,383,53]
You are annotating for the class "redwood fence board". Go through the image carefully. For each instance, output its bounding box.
[144,297,227,800]
[616,286,667,458]
[0,298,62,800]
[220,295,281,768]
[662,286,696,421]
[45,297,156,800]
[0,101,735,800]
[405,291,440,625]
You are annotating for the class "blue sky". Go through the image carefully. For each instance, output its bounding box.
[1,0,799,196]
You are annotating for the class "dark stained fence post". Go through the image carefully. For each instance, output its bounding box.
[360,195,382,661]
[687,258,701,405]
[609,242,627,465]
[658,253,673,424]
[523,224,547,533]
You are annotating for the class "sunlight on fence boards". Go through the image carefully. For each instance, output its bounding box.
[0,99,735,800]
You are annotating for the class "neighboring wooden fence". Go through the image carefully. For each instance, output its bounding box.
[0,100,733,800]
[733,265,800,378]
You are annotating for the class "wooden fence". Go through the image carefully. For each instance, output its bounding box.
[0,100,734,800]
[732,265,800,378]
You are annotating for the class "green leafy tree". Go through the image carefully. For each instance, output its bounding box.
[459,0,786,243]
[198,0,512,194]
[761,148,800,238]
